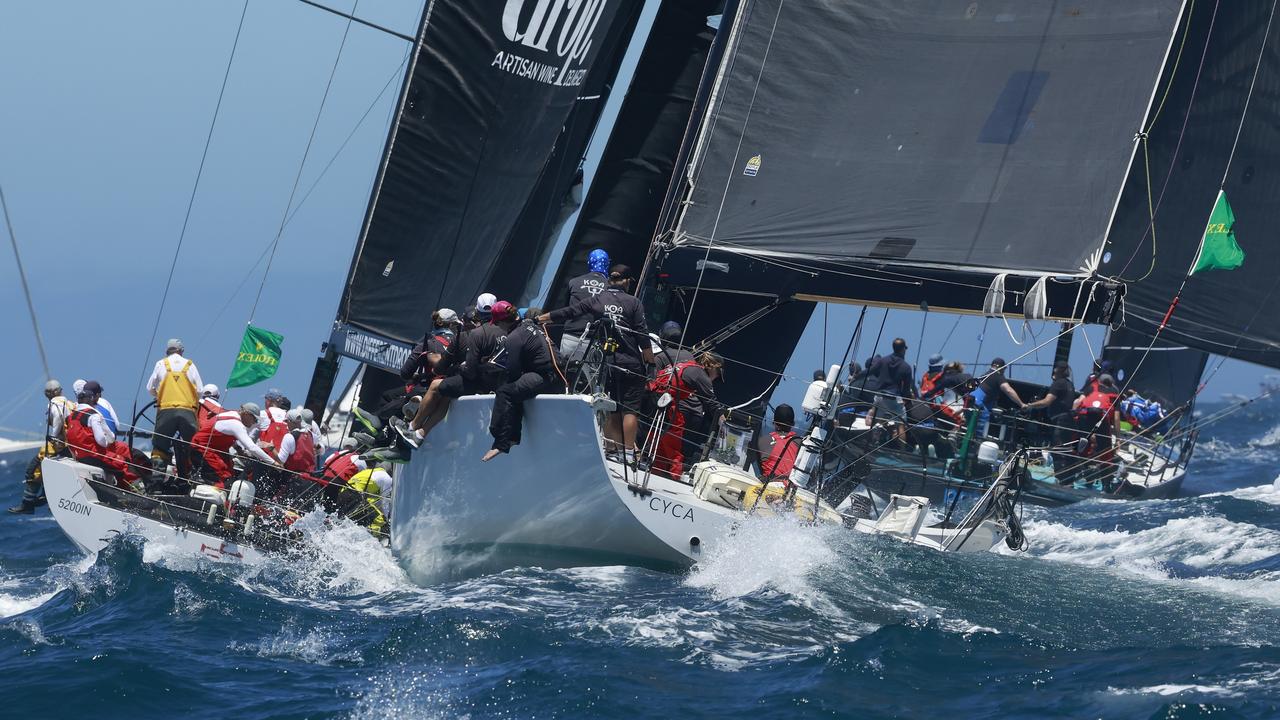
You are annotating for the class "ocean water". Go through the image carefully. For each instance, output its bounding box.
[2,403,1279,719]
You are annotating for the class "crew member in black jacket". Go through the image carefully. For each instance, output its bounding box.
[483,306,561,461]
[539,264,652,462]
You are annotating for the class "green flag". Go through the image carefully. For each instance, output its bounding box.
[1190,189,1245,274]
[227,325,284,388]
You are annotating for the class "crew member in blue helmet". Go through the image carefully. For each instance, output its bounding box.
[558,248,611,363]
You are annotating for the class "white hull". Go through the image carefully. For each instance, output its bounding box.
[392,395,1005,583]
[41,458,266,565]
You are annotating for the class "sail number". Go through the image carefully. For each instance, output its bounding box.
[58,498,92,517]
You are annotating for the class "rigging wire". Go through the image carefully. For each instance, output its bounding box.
[678,0,787,351]
[248,0,360,323]
[0,183,51,381]
[130,0,251,409]
[196,49,410,345]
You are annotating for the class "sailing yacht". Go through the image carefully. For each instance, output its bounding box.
[40,1,1280,575]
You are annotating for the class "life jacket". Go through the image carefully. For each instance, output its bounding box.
[47,396,75,446]
[1120,396,1163,427]
[157,357,199,410]
[919,370,944,400]
[648,360,699,406]
[761,430,800,480]
[283,428,316,474]
[259,407,289,449]
[321,449,362,483]
[198,398,225,428]
[192,410,241,456]
[345,468,387,534]
[66,406,105,458]
[1076,388,1119,424]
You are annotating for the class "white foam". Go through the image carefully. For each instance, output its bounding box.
[0,590,55,619]
[1109,665,1280,699]
[1027,515,1280,603]
[1207,477,1280,506]
[229,621,362,665]
[685,513,841,603]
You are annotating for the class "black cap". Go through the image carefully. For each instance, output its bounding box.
[774,403,795,427]
[991,357,1007,367]
[609,263,633,280]
[83,380,103,395]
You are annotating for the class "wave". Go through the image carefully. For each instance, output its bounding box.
[1026,513,1280,604]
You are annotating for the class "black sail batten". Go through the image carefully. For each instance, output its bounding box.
[661,0,1185,316]
[1102,0,1280,370]
[1102,324,1208,410]
[333,0,642,368]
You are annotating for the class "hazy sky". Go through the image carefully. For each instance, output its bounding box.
[1,0,1271,439]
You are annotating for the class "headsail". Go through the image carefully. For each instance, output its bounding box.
[659,0,1185,319]
[333,0,642,368]
[1103,324,1207,409]
[1102,0,1280,369]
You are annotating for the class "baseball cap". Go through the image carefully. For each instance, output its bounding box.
[990,357,1007,368]
[83,380,104,395]
[490,300,517,323]
[264,388,283,401]
[202,383,220,399]
[73,379,86,396]
[44,379,62,393]
[300,408,315,424]
[436,308,459,325]
[165,338,184,353]
[927,353,944,368]
[476,292,497,314]
[240,401,261,416]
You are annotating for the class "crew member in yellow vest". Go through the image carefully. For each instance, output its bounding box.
[344,463,394,537]
[146,338,204,476]
[9,380,76,515]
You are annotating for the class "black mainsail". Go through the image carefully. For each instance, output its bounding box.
[657,0,1185,321]
[331,0,643,370]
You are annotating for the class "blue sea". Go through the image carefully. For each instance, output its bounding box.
[2,403,1279,719]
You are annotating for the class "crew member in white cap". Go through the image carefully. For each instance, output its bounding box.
[475,292,497,322]
[190,401,278,486]
[198,384,225,427]
[9,380,76,514]
[75,378,121,435]
[145,338,204,474]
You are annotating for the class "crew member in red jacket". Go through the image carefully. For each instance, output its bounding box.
[191,402,279,486]
[759,404,801,482]
[65,381,138,488]
[650,352,722,479]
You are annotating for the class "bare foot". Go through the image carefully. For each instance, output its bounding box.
[482,448,503,462]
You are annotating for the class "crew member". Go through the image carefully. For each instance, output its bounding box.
[255,388,290,451]
[65,381,138,488]
[320,437,367,483]
[483,303,560,461]
[145,338,203,474]
[10,380,76,514]
[301,408,325,458]
[198,384,225,426]
[559,248,610,362]
[344,462,394,536]
[1022,361,1077,445]
[191,402,279,486]
[540,264,652,463]
[271,408,318,477]
[1079,360,1115,395]
[475,292,497,323]
[919,354,946,401]
[75,379,120,434]
[758,403,801,481]
[969,358,1026,436]
[863,338,917,441]
[407,299,511,444]
[650,351,722,479]
[1119,389,1167,431]
[386,308,460,427]
[654,320,694,369]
